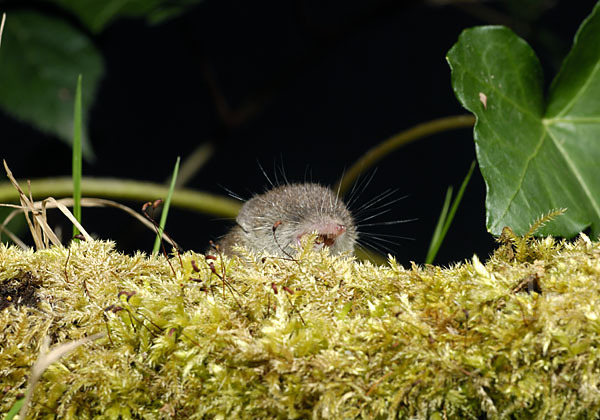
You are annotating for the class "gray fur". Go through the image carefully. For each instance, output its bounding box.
[218,183,356,256]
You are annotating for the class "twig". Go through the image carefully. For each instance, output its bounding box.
[335,115,475,195]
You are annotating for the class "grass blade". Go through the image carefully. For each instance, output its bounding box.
[72,74,83,238]
[425,160,476,264]
[153,156,180,254]
[5,397,24,420]
[425,186,452,264]
[442,160,476,240]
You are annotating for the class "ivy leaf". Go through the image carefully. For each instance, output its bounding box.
[447,2,600,238]
[50,0,205,33]
[0,11,103,160]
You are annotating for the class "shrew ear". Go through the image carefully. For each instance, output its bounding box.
[236,196,260,230]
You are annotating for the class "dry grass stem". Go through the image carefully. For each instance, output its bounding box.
[2,160,180,248]
[0,13,6,48]
[18,333,105,420]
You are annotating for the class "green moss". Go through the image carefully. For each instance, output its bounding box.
[1,235,600,419]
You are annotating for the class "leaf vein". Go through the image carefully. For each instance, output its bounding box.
[553,57,600,118]
[547,130,600,221]
[544,117,600,124]
[497,129,547,222]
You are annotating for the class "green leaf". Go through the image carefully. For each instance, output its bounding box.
[50,0,205,33]
[0,11,103,160]
[447,2,600,238]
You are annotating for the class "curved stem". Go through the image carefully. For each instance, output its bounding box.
[335,114,475,195]
[0,177,242,218]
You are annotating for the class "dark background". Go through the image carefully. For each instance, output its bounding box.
[1,0,596,265]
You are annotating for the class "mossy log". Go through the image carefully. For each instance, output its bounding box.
[1,235,600,419]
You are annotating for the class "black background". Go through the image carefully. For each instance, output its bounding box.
[1,0,596,265]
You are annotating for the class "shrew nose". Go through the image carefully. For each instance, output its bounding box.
[300,223,346,248]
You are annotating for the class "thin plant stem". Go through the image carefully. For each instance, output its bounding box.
[0,177,241,218]
[72,74,83,238]
[335,115,475,195]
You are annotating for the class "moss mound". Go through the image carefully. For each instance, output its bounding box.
[1,236,600,419]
